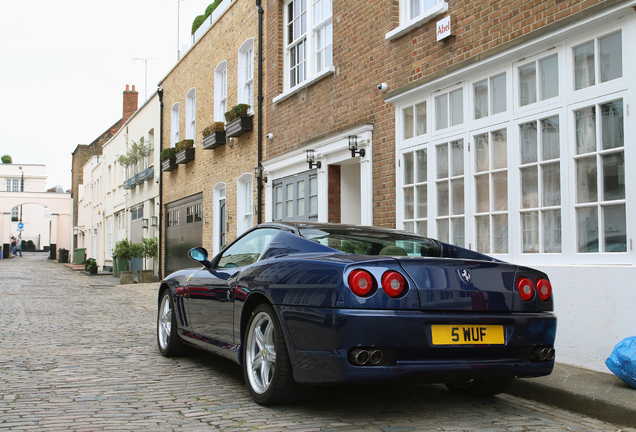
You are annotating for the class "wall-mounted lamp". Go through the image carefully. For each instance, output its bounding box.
[255,165,268,183]
[306,150,321,169]
[151,216,158,227]
[142,218,149,229]
[349,135,366,158]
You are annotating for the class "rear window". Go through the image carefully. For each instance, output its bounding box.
[299,227,441,257]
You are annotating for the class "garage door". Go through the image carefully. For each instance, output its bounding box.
[165,193,203,275]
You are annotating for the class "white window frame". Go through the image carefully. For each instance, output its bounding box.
[170,103,180,147]
[394,21,630,266]
[276,0,334,103]
[237,173,254,235]
[185,88,196,142]
[215,61,228,122]
[6,178,20,192]
[386,1,448,41]
[238,39,255,109]
[213,183,227,256]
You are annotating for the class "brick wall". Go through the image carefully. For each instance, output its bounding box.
[328,165,341,223]
[263,0,611,228]
[159,0,259,274]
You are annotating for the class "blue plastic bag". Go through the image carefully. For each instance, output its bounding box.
[606,336,636,389]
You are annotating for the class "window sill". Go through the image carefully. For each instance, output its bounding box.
[273,67,335,104]
[385,3,448,41]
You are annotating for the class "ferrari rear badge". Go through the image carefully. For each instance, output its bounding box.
[459,269,471,284]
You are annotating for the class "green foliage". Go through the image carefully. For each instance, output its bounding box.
[192,14,207,35]
[84,258,97,270]
[130,243,144,259]
[175,139,194,152]
[160,147,177,161]
[142,237,158,260]
[224,104,251,122]
[205,0,222,16]
[117,137,153,167]
[113,238,134,260]
[192,0,223,35]
[202,122,226,137]
[1,155,12,164]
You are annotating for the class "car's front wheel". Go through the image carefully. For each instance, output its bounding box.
[157,289,186,357]
[243,304,310,405]
[444,375,515,397]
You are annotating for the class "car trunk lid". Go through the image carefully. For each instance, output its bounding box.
[396,258,517,312]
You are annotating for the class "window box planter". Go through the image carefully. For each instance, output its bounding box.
[175,148,195,164]
[161,157,178,172]
[133,173,141,185]
[123,178,133,189]
[225,116,253,138]
[202,131,226,149]
[138,167,154,182]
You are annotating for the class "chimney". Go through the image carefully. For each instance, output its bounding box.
[123,84,139,121]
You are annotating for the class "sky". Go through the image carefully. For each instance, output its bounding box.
[0,0,212,191]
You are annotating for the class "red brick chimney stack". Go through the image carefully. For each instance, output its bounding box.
[123,84,139,121]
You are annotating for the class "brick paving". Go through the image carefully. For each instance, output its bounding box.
[0,253,632,431]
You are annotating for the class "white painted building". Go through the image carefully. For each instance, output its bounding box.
[0,163,72,256]
[101,92,160,276]
[387,3,634,372]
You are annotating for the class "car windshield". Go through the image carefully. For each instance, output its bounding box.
[299,227,441,257]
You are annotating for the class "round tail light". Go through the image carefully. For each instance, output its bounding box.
[536,278,552,301]
[348,270,374,296]
[381,271,406,298]
[516,277,535,301]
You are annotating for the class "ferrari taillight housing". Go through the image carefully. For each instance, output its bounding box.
[536,278,552,301]
[516,277,535,301]
[348,269,374,296]
[381,271,406,298]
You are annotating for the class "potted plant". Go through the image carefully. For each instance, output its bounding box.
[225,104,253,138]
[138,237,158,283]
[114,239,135,284]
[160,147,178,172]
[202,121,226,149]
[175,139,195,164]
[84,257,98,274]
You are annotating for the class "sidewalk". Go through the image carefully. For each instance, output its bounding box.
[507,363,636,428]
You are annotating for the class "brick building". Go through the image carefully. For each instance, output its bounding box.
[159,0,259,275]
[260,0,636,372]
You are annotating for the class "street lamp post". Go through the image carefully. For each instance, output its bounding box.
[18,166,23,222]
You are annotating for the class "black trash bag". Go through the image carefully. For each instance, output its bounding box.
[606,336,636,389]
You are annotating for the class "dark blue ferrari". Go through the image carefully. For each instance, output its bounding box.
[157,222,556,405]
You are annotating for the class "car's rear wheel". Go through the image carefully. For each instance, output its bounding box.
[444,375,515,397]
[243,304,311,405]
[157,290,186,357]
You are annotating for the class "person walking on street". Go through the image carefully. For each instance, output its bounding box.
[15,233,22,257]
[10,236,16,256]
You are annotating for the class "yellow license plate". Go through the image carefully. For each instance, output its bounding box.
[431,324,504,345]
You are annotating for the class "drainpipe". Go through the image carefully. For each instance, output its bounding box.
[256,0,264,224]
[157,85,164,279]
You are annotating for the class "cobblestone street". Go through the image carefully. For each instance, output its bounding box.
[0,253,627,431]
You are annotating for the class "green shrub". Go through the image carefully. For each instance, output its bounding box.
[175,139,194,152]
[202,122,226,137]
[84,258,97,271]
[1,155,11,164]
[224,104,251,122]
[113,239,133,260]
[205,0,222,16]
[191,14,207,35]
[160,147,177,161]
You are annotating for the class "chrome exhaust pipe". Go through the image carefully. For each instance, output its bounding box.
[348,348,370,365]
[547,348,555,361]
[369,349,383,365]
[540,348,549,362]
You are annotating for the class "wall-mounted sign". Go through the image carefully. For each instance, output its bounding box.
[17,222,24,230]
[437,15,451,41]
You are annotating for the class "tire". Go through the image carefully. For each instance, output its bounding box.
[243,304,311,405]
[444,375,515,397]
[157,289,186,357]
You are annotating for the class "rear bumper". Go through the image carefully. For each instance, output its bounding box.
[276,305,557,385]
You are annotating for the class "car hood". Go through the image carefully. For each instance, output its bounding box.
[396,257,517,312]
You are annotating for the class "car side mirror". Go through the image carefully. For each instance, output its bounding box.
[188,247,212,269]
